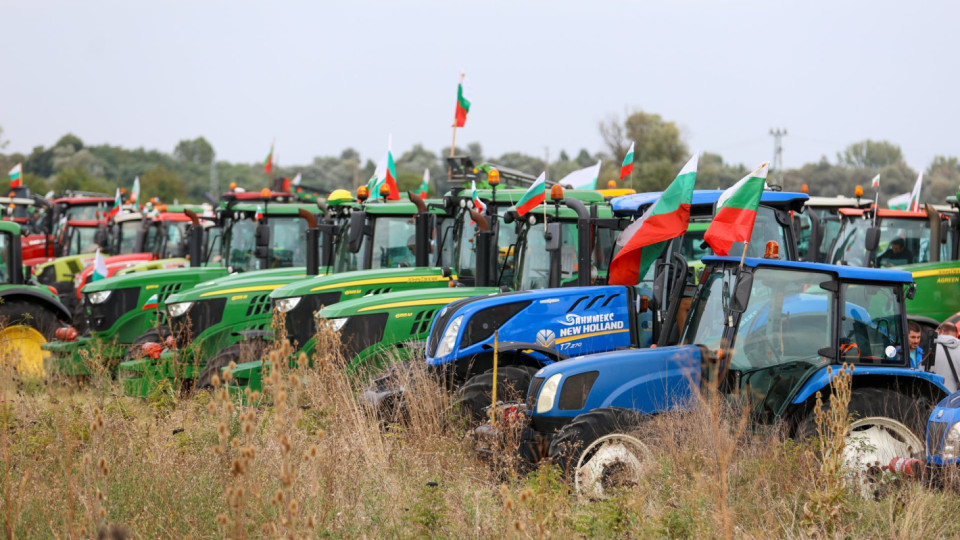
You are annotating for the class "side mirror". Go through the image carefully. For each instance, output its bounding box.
[255,223,270,260]
[544,222,561,252]
[906,283,917,300]
[942,221,950,244]
[864,226,881,252]
[347,210,366,253]
[729,272,753,313]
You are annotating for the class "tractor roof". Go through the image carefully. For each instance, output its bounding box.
[53,197,114,205]
[838,208,928,219]
[227,202,322,215]
[805,196,871,208]
[362,199,448,215]
[703,255,914,284]
[611,189,809,214]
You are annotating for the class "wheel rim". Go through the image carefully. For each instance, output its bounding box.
[0,325,48,378]
[575,433,651,499]
[843,416,922,497]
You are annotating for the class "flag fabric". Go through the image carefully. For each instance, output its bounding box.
[620,142,635,180]
[8,163,22,188]
[92,249,108,282]
[141,293,159,310]
[703,163,769,256]
[887,192,911,210]
[470,180,487,214]
[454,81,471,128]
[292,173,302,187]
[609,153,699,286]
[871,174,880,189]
[254,205,264,221]
[106,188,122,220]
[383,144,400,200]
[367,173,382,198]
[418,168,430,198]
[909,172,923,212]
[516,172,547,216]
[264,141,274,174]
[131,176,140,205]
[558,160,602,190]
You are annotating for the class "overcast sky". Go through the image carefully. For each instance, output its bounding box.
[2,0,957,173]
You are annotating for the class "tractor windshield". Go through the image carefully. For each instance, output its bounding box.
[516,222,578,290]
[454,207,517,285]
[117,220,140,254]
[832,216,943,267]
[227,216,310,271]
[65,227,100,256]
[0,232,9,284]
[838,282,905,363]
[334,215,418,272]
[64,204,102,221]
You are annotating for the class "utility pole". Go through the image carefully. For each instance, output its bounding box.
[769,128,787,186]
[544,146,550,180]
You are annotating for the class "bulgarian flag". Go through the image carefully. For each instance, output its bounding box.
[620,142,635,180]
[516,172,546,216]
[92,249,108,282]
[871,173,880,189]
[909,172,923,212]
[8,163,22,188]
[454,81,471,128]
[264,141,274,174]
[106,188,122,220]
[141,293,159,311]
[417,168,430,198]
[609,153,699,286]
[130,176,140,206]
[703,162,769,256]
[470,180,486,214]
[254,205,264,221]
[292,172,302,187]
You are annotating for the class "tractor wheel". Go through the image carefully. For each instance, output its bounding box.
[195,340,269,391]
[454,365,539,423]
[124,326,171,362]
[547,407,652,499]
[0,301,58,378]
[798,387,925,497]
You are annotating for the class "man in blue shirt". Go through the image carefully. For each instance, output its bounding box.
[909,322,924,369]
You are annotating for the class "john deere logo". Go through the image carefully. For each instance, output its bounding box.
[536,329,555,348]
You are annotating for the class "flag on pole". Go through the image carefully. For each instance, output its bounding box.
[703,162,769,256]
[470,180,487,214]
[909,172,923,212]
[254,205,264,221]
[516,172,547,216]
[454,81,471,128]
[292,173,302,187]
[418,168,430,198]
[383,138,400,200]
[131,176,140,205]
[558,160,602,190]
[609,153,699,286]
[8,163,22,188]
[106,188,122,220]
[871,174,880,189]
[264,141,275,174]
[620,142,635,180]
[92,249,108,282]
[887,192,911,210]
[141,293,159,310]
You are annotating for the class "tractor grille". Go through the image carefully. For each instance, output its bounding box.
[157,283,182,306]
[281,292,341,348]
[87,287,140,333]
[928,421,948,456]
[339,313,388,360]
[246,293,272,317]
[170,297,227,348]
[527,376,545,410]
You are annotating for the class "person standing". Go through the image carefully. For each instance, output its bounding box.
[929,322,960,392]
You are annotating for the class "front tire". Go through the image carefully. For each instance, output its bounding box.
[454,365,539,422]
[195,340,268,390]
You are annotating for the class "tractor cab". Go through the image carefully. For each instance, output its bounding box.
[830,207,955,268]
[802,194,873,262]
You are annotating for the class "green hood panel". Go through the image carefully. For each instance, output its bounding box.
[83,265,228,293]
[269,267,455,300]
[319,286,500,319]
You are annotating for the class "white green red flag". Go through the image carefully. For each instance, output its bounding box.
[292,173,302,187]
[383,143,400,200]
[470,180,487,214]
[703,162,769,256]
[142,293,159,310]
[8,163,22,188]
[871,174,880,189]
[887,192,911,210]
[454,81,471,128]
[418,168,430,198]
[609,153,699,286]
[264,141,274,174]
[558,160,601,190]
[909,172,923,212]
[106,188,122,220]
[516,172,546,216]
[620,142,635,180]
[131,176,140,205]
[92,249,108,282]
[254,205,263,221]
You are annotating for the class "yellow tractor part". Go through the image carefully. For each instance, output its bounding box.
[0,325,48,378]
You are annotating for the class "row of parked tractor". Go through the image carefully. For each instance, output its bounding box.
[3,156,960,496]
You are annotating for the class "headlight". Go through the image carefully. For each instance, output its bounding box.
[536,373,563,414]
[87,290,112,305]
[943,423,960,460]
[166,301,194,318]
[434,315,463,357]
[275,296,302,313]
[329,318,348,332]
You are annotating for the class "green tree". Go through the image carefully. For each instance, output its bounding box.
[927,155,960,201]
[141,166,185,203]
[837,140,903,169]
[173,137,215,164]
[55,133,83,152]
[698,153,749,190]
[52,166,109,194]
[600,110,689,191]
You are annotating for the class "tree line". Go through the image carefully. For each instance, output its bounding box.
[0,114,956,205]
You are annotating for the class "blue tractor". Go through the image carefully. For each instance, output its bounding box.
[385,190,810,419]
[489,257,947,497]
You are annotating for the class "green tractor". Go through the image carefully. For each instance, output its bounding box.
[0,221,72,378]
[118,191,452,395]
[43,189,330,377]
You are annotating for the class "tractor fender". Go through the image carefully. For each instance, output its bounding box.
[232,329,274,341]
[481,341,568,362]
[0,287,71,322]
[791,365,949,406]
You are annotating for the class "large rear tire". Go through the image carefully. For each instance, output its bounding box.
[195,340,268,391]
[547,407,651,499]
[0,301,58,378]
[454,365,539,422]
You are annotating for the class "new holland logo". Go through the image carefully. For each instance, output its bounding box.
[536,329,556,348]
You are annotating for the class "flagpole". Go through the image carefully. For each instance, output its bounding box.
[449,72,465,182]
[739,241,749,270]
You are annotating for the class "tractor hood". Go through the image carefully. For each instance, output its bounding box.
[319,286,500,320]
[269,266,455,301]
[82,265,227,294]
[166,268,310,304]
